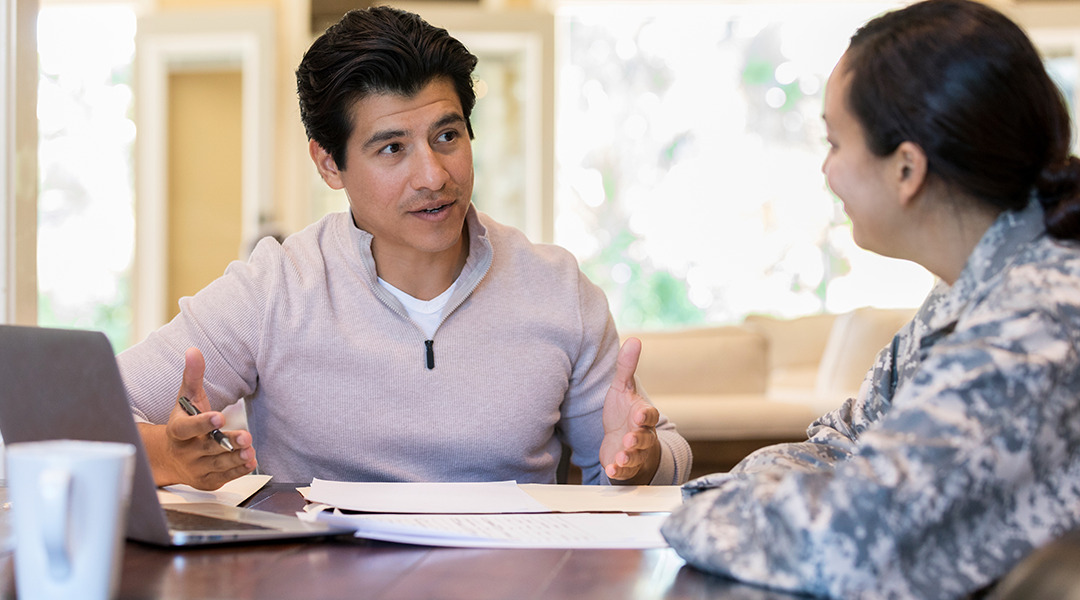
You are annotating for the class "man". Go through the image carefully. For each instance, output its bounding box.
[119,6,691,490]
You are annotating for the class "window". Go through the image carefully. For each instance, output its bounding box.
[37,3,137,348]
[554,2,935,331]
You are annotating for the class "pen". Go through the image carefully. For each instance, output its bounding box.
[178,396,235,452]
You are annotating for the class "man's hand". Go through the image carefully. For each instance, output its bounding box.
[138,347,257,490]
[599,337,661,484]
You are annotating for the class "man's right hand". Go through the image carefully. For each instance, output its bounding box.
[137,347,257,490]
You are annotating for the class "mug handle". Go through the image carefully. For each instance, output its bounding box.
[40,467,73,580]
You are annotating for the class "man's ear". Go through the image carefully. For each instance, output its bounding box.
[309,140,344,190]
[894,140,927,206]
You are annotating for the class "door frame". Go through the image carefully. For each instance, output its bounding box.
[134,7,275,341]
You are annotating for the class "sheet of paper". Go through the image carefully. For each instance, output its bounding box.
[303,480,684,514]
[304,479,550,514]
[157,474,272,506]
[311,511,670,549]
[518,483,683,513]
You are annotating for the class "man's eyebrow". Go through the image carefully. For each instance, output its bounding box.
[361,113,466,150]
[431,112,466,132]
[362,128,407,151]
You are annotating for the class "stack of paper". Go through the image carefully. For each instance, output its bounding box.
[301,480,549,513]
[297,479,683,549]
[312,511,670,549]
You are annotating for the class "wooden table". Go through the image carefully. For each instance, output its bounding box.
[0,483,801,600]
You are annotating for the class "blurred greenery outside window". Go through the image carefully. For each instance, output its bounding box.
[553,2,939,332]
[37,4,137,350]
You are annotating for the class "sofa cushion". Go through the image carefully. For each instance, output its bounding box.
[627,326,768,395]
[815,306,917,396]
[743,312,837,391]
[649,394,818,440]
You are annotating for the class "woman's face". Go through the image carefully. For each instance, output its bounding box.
[821,55,902,257]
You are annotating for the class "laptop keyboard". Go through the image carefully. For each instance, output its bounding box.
[164,508,275,532]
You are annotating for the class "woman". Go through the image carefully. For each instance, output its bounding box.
[660,1,1080,598]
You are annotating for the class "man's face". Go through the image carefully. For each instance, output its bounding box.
[312,77,474,265]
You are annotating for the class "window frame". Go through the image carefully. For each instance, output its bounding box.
[2,0,38,326]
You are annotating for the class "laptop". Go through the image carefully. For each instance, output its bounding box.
[0,324,351,546]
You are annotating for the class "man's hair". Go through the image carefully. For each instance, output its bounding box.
[296,6,479,168]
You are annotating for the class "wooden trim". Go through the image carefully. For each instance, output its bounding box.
[1,0,38,325]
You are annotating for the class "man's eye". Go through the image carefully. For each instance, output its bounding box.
[379,143,404,155]
[438,130,459,143]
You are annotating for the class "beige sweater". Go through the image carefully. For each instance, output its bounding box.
[119,206,691,485]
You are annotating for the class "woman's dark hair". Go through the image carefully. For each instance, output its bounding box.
[845,0,1080,239]
[296,6,478,169]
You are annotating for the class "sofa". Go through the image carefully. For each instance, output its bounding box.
[626,307,917,478]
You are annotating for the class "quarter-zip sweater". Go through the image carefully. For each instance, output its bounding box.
[119,206,691,485]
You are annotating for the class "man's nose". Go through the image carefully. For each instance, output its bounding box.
[412,145,450,191]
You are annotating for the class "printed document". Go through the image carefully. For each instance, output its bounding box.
[297,479,682,548]
[303,479,549,513]
[302,479,682,513]
[306,511,670,549]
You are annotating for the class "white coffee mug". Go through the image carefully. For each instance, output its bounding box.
[6,440,135,600]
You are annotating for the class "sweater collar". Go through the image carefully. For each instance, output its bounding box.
[344,203,493,302]
[457,204,493,294]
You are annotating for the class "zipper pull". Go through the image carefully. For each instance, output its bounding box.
[425,340,435,370]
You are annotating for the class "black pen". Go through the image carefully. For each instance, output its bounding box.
[178,396,235,452]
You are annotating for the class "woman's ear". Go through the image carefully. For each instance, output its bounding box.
[894,141,927,206]
[309,140,344,190]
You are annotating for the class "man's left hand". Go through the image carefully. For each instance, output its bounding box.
[599,337,661,484]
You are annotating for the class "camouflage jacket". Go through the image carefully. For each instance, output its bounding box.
[661,199,1080,599]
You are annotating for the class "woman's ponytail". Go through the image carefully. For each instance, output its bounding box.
[1036,156,1080,240]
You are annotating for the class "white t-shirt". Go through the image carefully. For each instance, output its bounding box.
[377,277,457,339]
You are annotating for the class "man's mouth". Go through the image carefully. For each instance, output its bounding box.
[414,202,453,214]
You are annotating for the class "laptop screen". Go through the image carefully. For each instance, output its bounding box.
[0,325,176,544]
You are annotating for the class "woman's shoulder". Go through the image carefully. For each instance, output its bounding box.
[1006,235,1080,294]
[985,235,1080,329]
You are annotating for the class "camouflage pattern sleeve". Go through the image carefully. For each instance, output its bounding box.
[661,201,1080,599]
